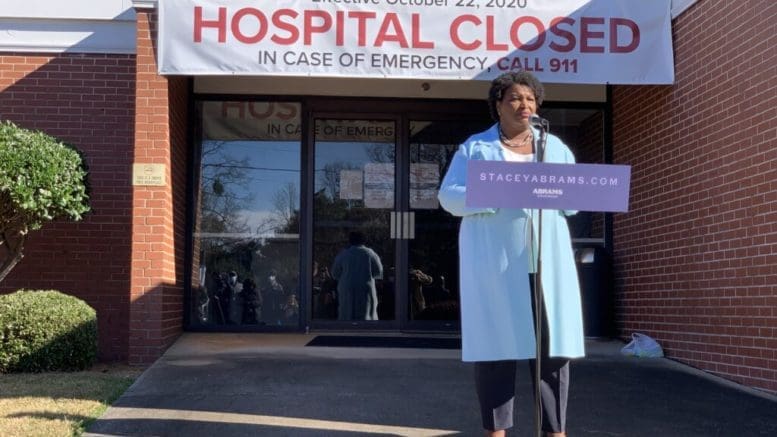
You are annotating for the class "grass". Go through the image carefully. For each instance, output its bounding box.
[0,364,142,437]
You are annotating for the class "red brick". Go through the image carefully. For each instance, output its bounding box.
[0,52,135,362]
[612,0,777,394]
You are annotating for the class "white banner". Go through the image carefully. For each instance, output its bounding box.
[159,0,674,84]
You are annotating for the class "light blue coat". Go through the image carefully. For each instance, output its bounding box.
[438,124,585,361]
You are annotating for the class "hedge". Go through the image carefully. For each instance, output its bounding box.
[0,290,97,372]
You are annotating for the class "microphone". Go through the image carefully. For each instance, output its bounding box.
[528,114,549,129]
[529,114,549,162]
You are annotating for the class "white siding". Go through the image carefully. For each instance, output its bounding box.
[0,1,136,54]
[0,0,134,20]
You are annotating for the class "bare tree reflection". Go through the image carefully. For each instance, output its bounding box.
[365,143,395,164]
[272,182,298,230]
[195,139,302,327]
[200,140,254,235]
[319,161,358,200]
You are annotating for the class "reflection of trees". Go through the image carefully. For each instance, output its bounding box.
[197,141,254,287]
[365,143,394,164]
[199,141,254,234]
[242,181,301,237]
[270,182,298,232]
[319,161,358,199]
[410,143,455,182]
[197,141,302,318]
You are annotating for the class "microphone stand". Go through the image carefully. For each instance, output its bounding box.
[532,120,549,437]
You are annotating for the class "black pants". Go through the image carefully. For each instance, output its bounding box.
[473,276,570,432]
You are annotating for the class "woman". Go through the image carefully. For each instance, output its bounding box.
[438,71,584,437]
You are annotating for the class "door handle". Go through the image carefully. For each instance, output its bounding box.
[391,211,415,240]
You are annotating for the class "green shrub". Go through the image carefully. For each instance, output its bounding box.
[0,120,90,283]
[0,120,90,229]
[0,290,97,372]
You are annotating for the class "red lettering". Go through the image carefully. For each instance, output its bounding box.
[375,13,408,48]
[610,18,639,53]
[411,13,434,49]
[276,103,298,121]
[510,16,545,51]
[304,10,332,45]
[486,16,508,51]
[248,102,274,119]
[549,17,575,52]
[222,102,297,120]
[450,15,480,50]
[222,102,245,118]
[194,6,226,43]
[271,9,298,45]
[348,11,377,46]
[194,8,635,55]
[336,11,345,45]
[580,17,605,53]
[231,8,268,44]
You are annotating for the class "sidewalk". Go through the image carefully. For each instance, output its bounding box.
[86,333,777,437]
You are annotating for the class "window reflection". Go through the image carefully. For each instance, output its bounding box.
[408,119,492,322]
[191,101,301,328]
[312,119,396,322]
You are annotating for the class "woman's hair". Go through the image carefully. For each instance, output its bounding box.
[487,71,545,122]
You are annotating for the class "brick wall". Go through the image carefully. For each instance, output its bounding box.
[576,112,605,239]
[612,0,777,393]
[0,53,135,362]
[128,9,188,365]
[165,75,189,343]
[576,112,604,165]
[145,74,188,354]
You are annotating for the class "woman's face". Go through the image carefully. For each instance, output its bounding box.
[496,83,537,131]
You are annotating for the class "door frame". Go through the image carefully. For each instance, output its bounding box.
[303,98,492,332]
[302,111,407,330]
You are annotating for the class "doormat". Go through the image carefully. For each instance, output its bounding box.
[305,335,461,349]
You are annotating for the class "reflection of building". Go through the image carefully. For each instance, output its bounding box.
[1,1,775,394]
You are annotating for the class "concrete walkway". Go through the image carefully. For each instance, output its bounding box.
[86,333,777,436]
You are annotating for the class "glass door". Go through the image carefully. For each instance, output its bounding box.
[402,119,494,328]
[311,118,397,325]
[309,115,493,329]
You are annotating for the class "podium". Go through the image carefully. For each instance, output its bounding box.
[466,158,630,437]
[465,160,631,213]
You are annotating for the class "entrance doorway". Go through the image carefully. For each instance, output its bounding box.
[187,97,607,333]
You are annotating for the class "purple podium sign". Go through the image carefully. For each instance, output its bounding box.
[465,161,631,212]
